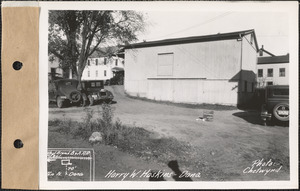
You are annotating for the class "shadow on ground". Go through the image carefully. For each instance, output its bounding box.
[49,100,117,108]
[233,111,289,127]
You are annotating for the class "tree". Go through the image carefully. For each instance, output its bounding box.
[48,10,145,82]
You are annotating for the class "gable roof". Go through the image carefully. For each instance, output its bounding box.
[89,46,124,58]
[124,29,259,51]
[89,49,108,58]
[258,54,289,64]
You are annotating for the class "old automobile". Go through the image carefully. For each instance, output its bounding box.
[49,79,87,108]
[261,85,289,125]
[81,80,114,106]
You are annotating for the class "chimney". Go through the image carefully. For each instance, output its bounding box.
[259,45,264,56]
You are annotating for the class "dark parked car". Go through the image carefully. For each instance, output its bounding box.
[110,72,124,85]
[105,71,124,85]
[49,79,87,108]
[261,85,289,125]
[81,80,114,106]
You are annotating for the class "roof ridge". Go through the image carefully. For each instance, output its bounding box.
[124,29,258,51]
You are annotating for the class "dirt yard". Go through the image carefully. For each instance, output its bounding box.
[48,85,289,181]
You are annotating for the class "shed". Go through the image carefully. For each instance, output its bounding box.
[124,29,259,106]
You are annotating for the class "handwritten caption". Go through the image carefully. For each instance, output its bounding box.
[104,169,201,181]
[243,158,282,176]
[47,148,94,181]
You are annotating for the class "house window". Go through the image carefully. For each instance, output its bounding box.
[267,69,273,77]
[96,59,98,66]
[104,70,107,76]
[88,71,90,77]
[104,58,107,65]
[115,59,118,66]
[257,69,263,77]
[87,60,90,66]
[279,68,285,77]
[96,70,98,77]
[157,53,174,76]
[267,81,273,86]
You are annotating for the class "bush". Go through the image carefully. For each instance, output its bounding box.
[94,103,117,145]
[73,108,95,140]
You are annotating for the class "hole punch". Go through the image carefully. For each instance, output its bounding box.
[14,139,23,149]
[12,61,23,70]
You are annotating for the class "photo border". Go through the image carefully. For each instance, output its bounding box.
[38,1,298,189]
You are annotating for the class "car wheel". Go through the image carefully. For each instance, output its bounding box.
[88,95,94,106]
[69,91,82,103]
[273,103,289,122]
[56,97,64,108]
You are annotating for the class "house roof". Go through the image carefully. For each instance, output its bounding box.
[89,46,124,58]
[257,54,289,64]
[124,29,259,51]
[89,49,108,58]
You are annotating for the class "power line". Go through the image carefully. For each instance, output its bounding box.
[147,12,234,41]
[257,35,288,37]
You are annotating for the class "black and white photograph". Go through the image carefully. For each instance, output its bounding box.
[40,1,298,189]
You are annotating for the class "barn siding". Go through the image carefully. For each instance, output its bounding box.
[125,38,256,106]
[125,40,241,80]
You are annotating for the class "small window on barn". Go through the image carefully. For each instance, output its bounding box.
[96,70,98,77]
[104,58,107,65]
[244,81,248,92]
[257,69,263,77]
[87,60,90,66]
[115,59,118,66]
[96,59,98,66]
[267,69,273,77]
[250,34,254,45]
[88,71,90,77]
[279,68,285,77]
[157,53,174,76]
[104,70,107,76]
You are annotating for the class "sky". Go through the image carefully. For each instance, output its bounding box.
[137,11,289,56]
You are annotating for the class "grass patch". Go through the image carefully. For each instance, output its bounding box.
[48,103,192,166]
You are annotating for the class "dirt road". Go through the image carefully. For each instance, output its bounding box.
[49,85,289,181]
